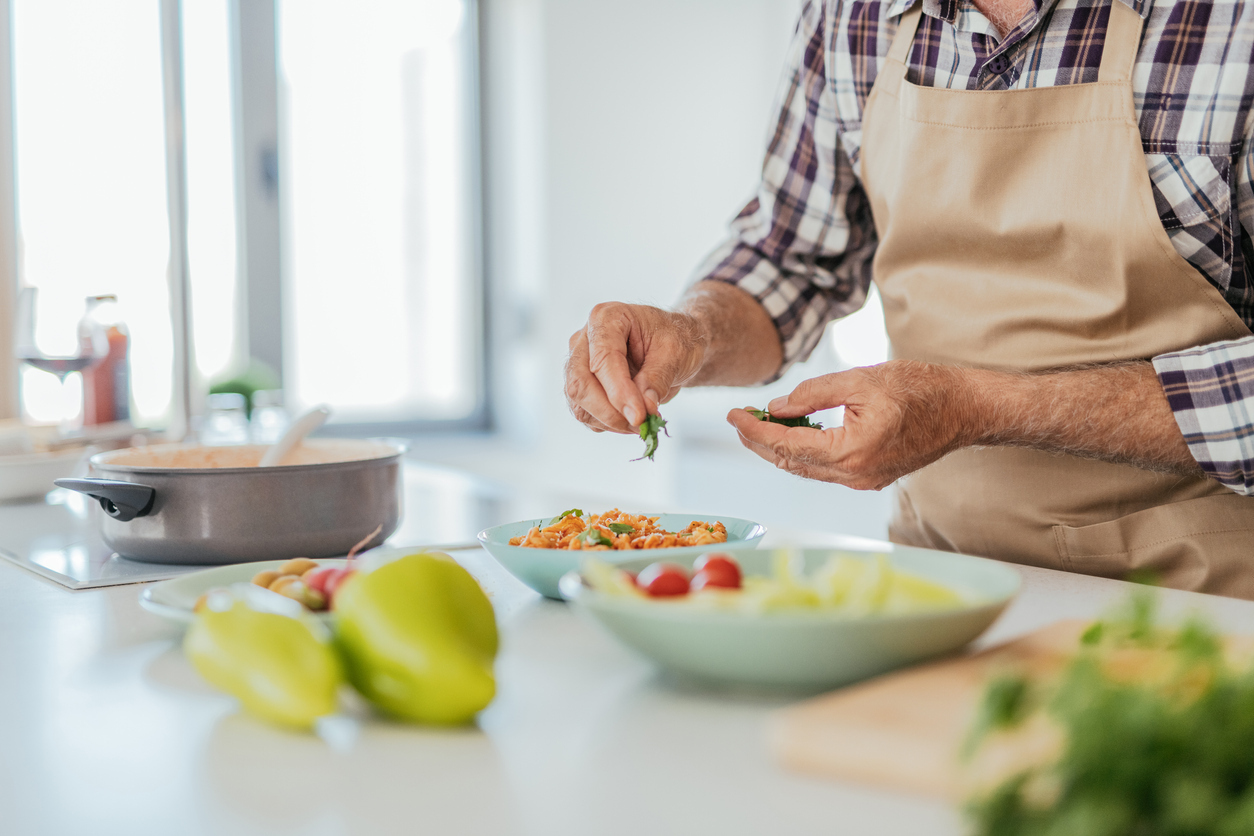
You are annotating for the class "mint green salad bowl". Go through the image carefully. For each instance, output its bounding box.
[477,513,766,600]
[559,545,1021,690]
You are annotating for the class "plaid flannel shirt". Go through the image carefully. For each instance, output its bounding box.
[699,0,1254,494]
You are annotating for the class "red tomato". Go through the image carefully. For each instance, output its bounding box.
[691,567,740,591]
[693,553,742,587]
[306,566,356,607]
[323,568,357,602]
[636,562,689,597]
[304,566,338,595]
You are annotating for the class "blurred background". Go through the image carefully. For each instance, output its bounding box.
[0,0,892,537]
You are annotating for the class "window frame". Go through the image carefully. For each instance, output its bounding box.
[0,0,20,421]
[0,0,491,434]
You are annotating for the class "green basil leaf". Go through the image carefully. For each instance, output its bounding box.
[577,527,613,547]
[548,508,584,525]
[632,414,669,461]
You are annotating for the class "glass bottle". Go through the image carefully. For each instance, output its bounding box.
[79,294,130,425]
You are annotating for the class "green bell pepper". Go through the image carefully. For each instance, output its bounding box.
[184,600,343,730]
[334,551,498,725]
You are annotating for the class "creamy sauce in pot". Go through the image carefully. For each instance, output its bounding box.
[93,439,399,470]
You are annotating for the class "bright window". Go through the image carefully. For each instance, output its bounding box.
[10,0,484,431]
[13,0,171,424]
[278,0,481,424]
[14,0,239,426]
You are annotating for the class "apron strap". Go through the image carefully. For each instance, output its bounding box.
[886,4,924,66]
[1097,0,1144,83]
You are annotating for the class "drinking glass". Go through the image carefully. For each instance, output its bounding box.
[15,287,108,432]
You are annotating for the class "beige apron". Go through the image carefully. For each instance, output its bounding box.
[860,0,1254,597]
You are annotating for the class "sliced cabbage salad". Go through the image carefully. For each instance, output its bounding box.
[583,551,967,615]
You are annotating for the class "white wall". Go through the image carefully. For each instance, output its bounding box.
[478,0,891,538]
[483,0,795,438]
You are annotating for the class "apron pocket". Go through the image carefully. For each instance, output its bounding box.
[1052,492,1254,598]
[1146,150,1235,292]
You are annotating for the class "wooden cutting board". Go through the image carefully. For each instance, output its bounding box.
[767,620,1091,799]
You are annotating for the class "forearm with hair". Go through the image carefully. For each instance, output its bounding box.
[677,280,783,387]
[956,361,1200,474]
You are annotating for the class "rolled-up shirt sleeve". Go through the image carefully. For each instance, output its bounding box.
[1154,339,1254,495]
[1153,113,1254,496]
[694,0,878,379]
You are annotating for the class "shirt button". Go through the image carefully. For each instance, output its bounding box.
[986,54,1010,75]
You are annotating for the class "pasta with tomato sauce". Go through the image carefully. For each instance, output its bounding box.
[509,509,727,550]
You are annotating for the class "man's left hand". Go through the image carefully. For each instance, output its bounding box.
[727,361,972,490]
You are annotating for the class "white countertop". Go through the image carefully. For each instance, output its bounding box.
[4,461,1254,836]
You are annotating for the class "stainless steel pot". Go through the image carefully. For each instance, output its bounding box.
[55,439,403,565]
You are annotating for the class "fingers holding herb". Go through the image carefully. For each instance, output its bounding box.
[729,364,973,491]
[584,304,651,427]
[564,326,637,434]
[566,301,709,437]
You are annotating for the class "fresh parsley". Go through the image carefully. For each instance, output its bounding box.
[966,591,1254,835]
[744,406,823,429]
[632,414,669,461]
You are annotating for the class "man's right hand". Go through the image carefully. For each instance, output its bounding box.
[564,302,709,434]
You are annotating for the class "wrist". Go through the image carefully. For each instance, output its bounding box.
[676,309,712,380]
[943,366,1006,450]
[676,280,781,386]
[672,292,719,385]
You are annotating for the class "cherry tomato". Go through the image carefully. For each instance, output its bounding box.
[305,566,356,607]
[691,568,739,591]
[636,562,689,597]
[693,553,742,588]
[323,568,357,603]
[304,566,338,596]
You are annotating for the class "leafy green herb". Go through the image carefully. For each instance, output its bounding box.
[548,508,584,525]
[576,527,613,548]
[607,523,635,535]
[633,414,669,461]
[966,592,1254,836]
[962,674,1034,758]
[744,406,823,429]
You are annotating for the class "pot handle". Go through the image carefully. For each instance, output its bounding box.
[54,478,156,522]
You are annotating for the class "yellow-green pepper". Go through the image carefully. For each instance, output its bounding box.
[184,601,343,729]
[334,551,497,725]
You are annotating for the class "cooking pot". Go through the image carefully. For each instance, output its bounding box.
[55,439,403,565]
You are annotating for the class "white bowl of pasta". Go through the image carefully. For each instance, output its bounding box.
[477,510,766,599]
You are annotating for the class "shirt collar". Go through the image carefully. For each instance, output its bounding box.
[883,0,1148,27]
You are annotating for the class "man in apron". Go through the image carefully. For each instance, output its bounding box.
[563,0,1254,597]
